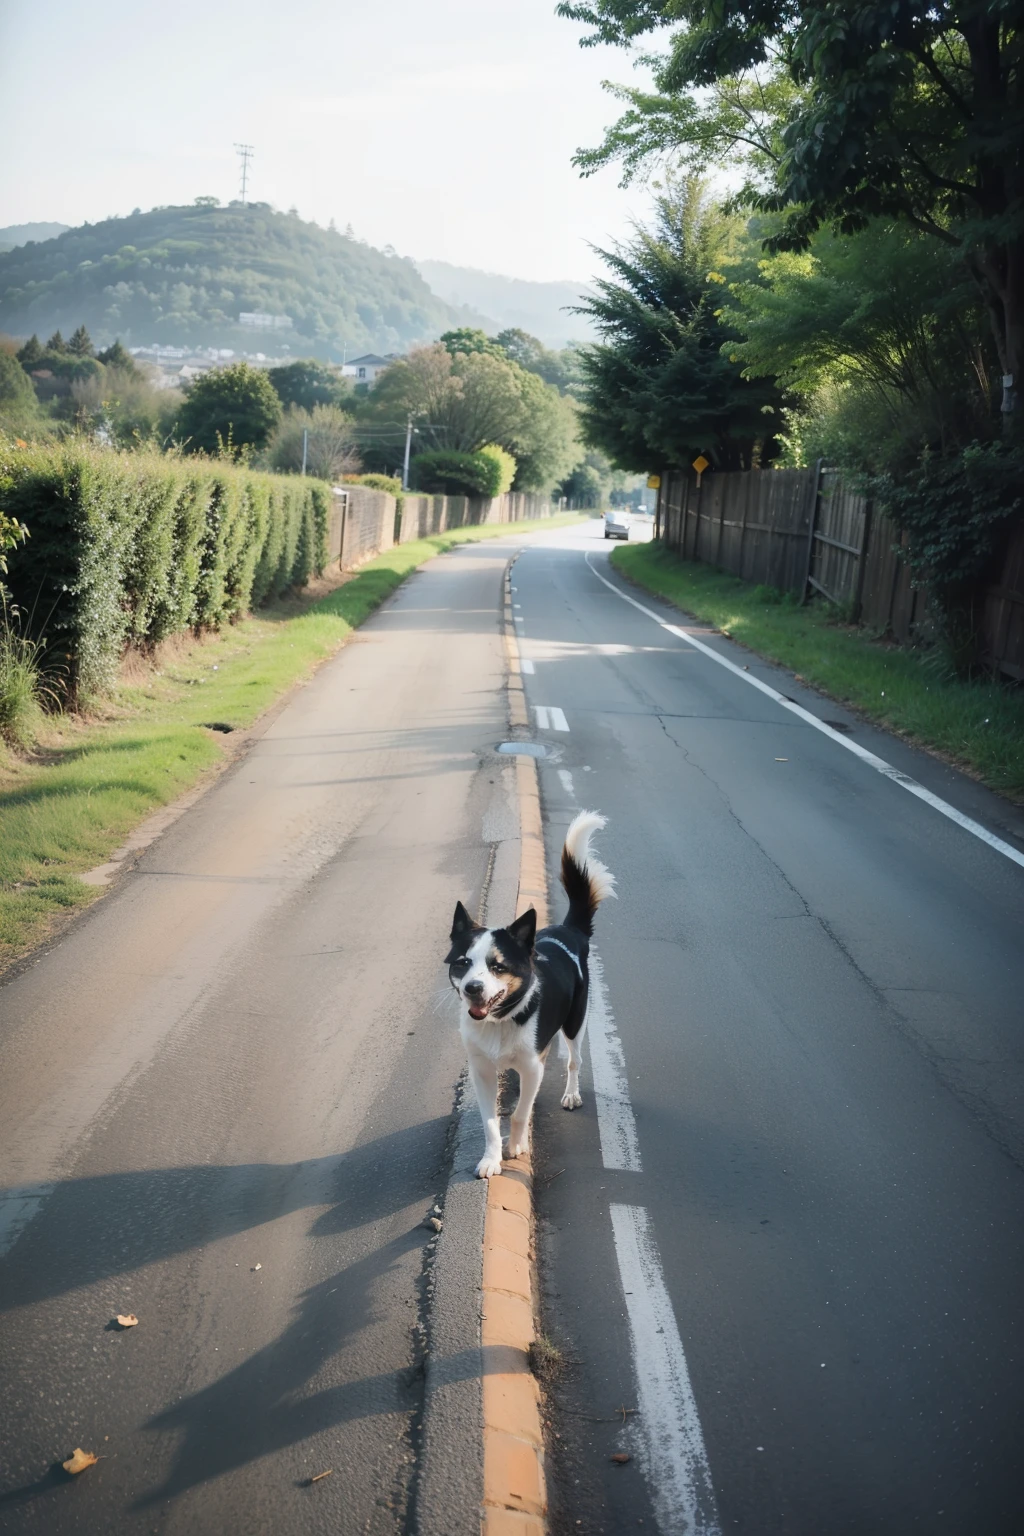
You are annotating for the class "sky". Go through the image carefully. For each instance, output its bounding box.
[0,0,655,284]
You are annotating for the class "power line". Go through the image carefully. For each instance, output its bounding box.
[234,143,254,204]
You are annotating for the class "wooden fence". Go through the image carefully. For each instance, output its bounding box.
[656,465,1024,680]
[325,487,558,570]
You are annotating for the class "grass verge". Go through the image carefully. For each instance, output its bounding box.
[612,541,1024,803]
[0,514,585,968]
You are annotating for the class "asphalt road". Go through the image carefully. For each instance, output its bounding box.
[0,535,531,1534]
[519,523,1024,1536]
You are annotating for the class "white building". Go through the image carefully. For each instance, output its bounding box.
[341,352,401,384]
[239,312,293,330]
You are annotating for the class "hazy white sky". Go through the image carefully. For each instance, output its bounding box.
[0,0,654,283]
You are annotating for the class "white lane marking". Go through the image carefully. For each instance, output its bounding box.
[513,603,522,609]
[514,615,525,624]
[558,768,575,797]
[0,1184,55,1260]
[534,705,569,732]
[587,948,641,1172]
[586,554,1024,872]
[611,1204,720,1536]
[520,658,535,674]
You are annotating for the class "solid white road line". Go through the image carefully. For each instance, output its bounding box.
[586,553,1024,872]
[534,705,569,732]
[587,947,642,1172]
[611,1204,721,1536]
[521,658,535,674]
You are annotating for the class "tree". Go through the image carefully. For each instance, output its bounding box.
[67,324,94,357]
[509,371,581,489]
[411,450,509,497]
[96,339,139,374]
[268,358,349,412]
[559,1,1024,424]
[45,330,66,353]
[477,444,517,494]
[176,362,282,456]
[0,350,38,416]
[268,404,360,481]
[16,335,42,369]
[440,328,505,359]
[573,180,785,471]
[495,329,581,393]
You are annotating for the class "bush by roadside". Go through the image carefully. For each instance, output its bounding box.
[0,440,330,699]
[612,541,1024,802]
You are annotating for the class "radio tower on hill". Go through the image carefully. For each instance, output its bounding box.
[234,143,254,205]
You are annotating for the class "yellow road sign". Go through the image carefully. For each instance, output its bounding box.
[692,455,709,475]
[646,474,661,490]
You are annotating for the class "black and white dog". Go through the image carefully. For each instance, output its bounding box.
[446,811,615,1178]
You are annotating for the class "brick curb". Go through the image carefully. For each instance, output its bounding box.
[479,560,550,1534]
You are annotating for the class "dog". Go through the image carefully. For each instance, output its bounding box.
[446,811,615,1178]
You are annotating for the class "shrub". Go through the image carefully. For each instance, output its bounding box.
[411,449,502,497]
[342,473,402,495]
[477,444,516,495]
[175,362,282,457]
[0,600,50,748]
[0,443,329,698]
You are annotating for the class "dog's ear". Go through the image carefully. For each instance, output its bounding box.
[450,900,474,941]
[507,907,537,953]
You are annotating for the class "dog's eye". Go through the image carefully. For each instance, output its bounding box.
[451,957,468,969]
[488,958,507,974]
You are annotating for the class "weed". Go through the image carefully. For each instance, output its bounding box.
[529,1334,564,1382]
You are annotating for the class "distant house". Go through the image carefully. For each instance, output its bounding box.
[341,352,401,384]
[239,311,292,330]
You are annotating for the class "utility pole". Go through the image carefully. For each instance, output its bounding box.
[234,143,254,204]
[402,416,413,490]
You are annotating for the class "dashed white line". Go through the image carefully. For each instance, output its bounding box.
[557,768,574,797]
[586,947,641,1172]
[611,1204,721,1536]
[520,658,535,674]
[534,705,569,732]
[586,553,1024,872]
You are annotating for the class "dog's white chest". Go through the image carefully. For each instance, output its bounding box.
[460,1010,537,1067]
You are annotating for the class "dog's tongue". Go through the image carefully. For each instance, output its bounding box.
[468,1003,489,1020]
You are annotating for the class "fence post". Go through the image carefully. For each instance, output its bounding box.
[852,498,873,622]
[800,459,824,603]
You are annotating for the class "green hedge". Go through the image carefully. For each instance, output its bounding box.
[0,441,329,697]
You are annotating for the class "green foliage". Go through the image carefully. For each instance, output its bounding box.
[268,404,360,481]
[342,473,403,494]
[0,442,329,697]
[67,325,94,357]
[45,331,66,353]
[440,328,505,358]
[16,334,43,368]
[0,203,465,357]
[69,366,181,447]
[728,219,997,471]
[558,1,1024,390]
[368,343,580,490]
[267,358,350,412]
[477,444,516,495]
[0,351,37,415]
[495,329,584,394]
[559,460,604,507]
[0,599,52,747]
[872,440,1024,626]
[176,362,282,457]
[95,338,138,374]
[411,450,504,497]
[574,179,786,471]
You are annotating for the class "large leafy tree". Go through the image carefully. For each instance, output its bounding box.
[268,358,349,412]
[559,1,1024,422]
[573,180,785,471]
[176,362,281,456]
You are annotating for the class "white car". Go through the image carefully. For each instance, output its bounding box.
[604,507,633,540]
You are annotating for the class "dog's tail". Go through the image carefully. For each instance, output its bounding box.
[560,811,615,936]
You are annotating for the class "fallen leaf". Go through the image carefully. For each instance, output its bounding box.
[251,1263,262,1272]
[116,1314,139,1328]
[63,1448,99,1475]
[610,1453,632,1464]
[310,1469,333,1483]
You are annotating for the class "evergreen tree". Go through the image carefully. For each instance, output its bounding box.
[16,334,43,369]
[68,325,94,357]
[45,330,66,353]
[96,339,138,373]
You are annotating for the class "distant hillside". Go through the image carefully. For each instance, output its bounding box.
[413,259,596,350]
[0,222,71,252]
[0,204,482,358]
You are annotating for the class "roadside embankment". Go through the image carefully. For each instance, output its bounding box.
[613,541,1024,803]
[0,514,584,972]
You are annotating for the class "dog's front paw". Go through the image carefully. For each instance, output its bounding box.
[507,1131,530,1159]
[476,1153,503,1179]
[561,1089,583,1110]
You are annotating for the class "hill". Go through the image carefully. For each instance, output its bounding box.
[413,259,596,350]
[0,222,71,252]
[0,204,483,358]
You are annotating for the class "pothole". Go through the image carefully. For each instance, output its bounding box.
[202,722,235,734]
